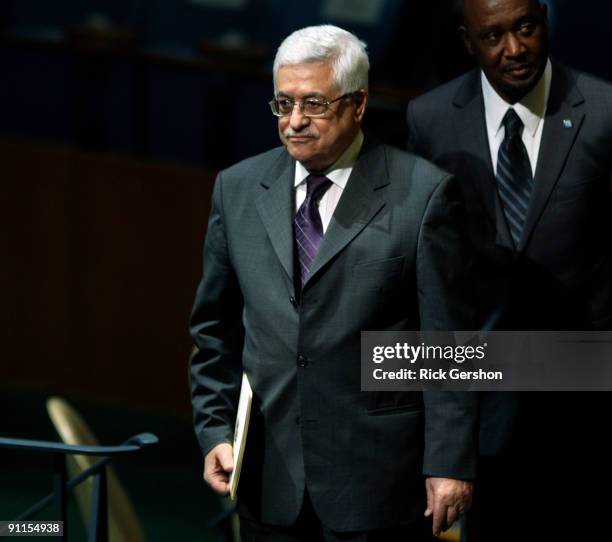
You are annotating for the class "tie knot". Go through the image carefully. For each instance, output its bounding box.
[502,108,524,139]
[306,174,332,199]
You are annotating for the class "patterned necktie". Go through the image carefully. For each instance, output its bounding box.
[496,108,534,248]
[294,174,332,288]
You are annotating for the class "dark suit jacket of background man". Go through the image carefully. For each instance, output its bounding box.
[407,61,612,533]
[190,137,478,532]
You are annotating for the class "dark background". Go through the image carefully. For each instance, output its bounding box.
[1,1,610,540]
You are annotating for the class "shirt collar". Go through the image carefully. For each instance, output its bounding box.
[481,58,552,139]
[295,129,364,189]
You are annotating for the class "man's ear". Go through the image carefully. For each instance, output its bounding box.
[459,26,475,55]
[354,90,368,122]
[540,2,549,28]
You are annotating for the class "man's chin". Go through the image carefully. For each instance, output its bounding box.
[498,76,539,103]
[500,63,546,101]
[286,149,329,171]
[287,147,316,166]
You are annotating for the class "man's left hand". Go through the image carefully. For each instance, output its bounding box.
[424,477,473,537]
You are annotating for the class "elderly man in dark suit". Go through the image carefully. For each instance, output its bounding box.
[407,0,612,539]
[190,24,478,542]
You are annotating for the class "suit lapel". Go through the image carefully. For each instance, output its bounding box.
[519,64,585,251]
[255,151,296,283]
[452,70,514,248]
[305,140,388,286]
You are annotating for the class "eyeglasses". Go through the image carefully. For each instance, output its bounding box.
[268,93,354,117]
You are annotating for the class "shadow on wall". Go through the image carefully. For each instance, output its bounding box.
[1,139,214,413]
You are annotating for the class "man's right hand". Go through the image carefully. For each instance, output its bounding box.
[204,442,234,496]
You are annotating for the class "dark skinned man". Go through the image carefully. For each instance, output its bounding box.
[407,0,612,539]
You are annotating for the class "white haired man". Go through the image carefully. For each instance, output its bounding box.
[190,25,477,541]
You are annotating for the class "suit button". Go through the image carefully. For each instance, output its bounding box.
[290,296,298,308]
[296,355,308,367]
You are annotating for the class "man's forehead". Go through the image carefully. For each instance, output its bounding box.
[464,0,540,26]
[275,62,338,95]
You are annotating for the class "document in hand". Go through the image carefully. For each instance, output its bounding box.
[229,372,253,500]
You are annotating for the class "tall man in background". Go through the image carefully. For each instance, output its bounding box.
[407,0,612,539]
[190,24,477,541]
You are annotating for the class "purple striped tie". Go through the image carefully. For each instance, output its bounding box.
[295,174,332,288]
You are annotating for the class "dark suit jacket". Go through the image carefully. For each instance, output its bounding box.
[189,139,477,531]
[407,62,612,455]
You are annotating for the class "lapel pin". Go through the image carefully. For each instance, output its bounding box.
[563,119,573,129]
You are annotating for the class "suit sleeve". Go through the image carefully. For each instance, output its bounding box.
[417,173,478,480]
[406,100,429,158]
[189,172,245,457]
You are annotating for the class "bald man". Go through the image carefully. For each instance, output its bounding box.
[407,0,612,539]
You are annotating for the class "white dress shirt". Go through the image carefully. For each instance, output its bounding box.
[294,130,364,233]
[482,59,552,177]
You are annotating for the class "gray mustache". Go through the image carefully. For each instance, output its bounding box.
[284,129,319,139]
